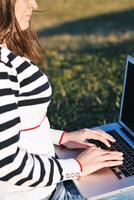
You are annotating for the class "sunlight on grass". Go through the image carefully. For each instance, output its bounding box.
[39,31,134,50]
[33,0,134,30]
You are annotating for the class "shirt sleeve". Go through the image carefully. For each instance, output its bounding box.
[49,128,65,145]
[0,64,81,188]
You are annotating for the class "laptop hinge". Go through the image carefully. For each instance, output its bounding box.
[119,126,134,142]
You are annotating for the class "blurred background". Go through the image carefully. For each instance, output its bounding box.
[32,0,134,131]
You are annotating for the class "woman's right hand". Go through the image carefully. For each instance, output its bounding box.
[76,146,123,177]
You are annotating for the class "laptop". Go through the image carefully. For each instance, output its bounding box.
[56,55,134,199]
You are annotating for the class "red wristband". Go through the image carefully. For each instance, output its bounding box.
[74,158,83,172]
[58,131,65,145]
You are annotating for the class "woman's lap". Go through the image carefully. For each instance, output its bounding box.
[50,182,84,200]
[42,182,85,200]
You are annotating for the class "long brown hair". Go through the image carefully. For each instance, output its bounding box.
[0,0,43,63]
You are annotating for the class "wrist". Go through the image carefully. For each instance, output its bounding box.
[59,131,72,145]
[58,131,66,145]
[74,158,83,172]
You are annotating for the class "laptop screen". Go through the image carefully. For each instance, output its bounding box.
[120,56,134,137]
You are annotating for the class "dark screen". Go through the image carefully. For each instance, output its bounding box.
[121,62,134,132]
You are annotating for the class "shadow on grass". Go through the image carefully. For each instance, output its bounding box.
[38,8,134,37]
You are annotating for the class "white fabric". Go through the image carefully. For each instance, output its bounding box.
[0,46,81,200]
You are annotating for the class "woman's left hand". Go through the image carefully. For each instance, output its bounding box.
[60,129,116,150]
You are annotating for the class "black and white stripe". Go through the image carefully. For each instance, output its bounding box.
[0,47,64,189]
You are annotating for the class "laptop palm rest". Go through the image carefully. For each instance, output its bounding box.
[75,168,134,199]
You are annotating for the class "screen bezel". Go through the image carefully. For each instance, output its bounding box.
[119,55,134,137]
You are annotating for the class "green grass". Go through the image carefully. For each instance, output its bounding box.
[32,0,134,131]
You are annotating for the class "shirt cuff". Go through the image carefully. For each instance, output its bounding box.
[49,128,65,145]
[58,158,82,180]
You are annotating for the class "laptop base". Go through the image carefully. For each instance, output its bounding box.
[55,122,134,200]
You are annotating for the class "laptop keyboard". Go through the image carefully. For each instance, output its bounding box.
[88,130,134,179]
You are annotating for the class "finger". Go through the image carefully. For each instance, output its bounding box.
[97,149,123,156]
[86,130,115,147]
[98,154,124,162]
[93,149,123,159]
[102,160,123,168]
[90,134,111,147]
[91,130,116,143]
[95,130,116,143]
[88,129,116,143]
[108,151,123,156]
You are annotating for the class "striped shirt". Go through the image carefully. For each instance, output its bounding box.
[0,46,81,200]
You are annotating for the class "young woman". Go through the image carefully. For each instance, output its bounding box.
[0,0,123,199]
